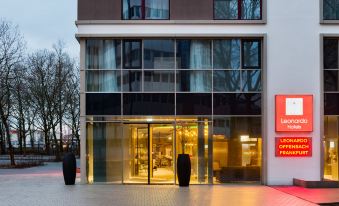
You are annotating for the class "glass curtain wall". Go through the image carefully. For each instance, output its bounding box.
[324,38,339,180]
[324,0,339,20]
[85,38,262,184]
[122,0,169,20]
[214,0,262,20]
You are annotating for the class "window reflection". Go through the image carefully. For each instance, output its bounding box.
[242,70,261,92]
[122,70,142,92]
[177,71,212,92]
[144,40,175,69]
[213,70,240,92]
[87,122,123,183]
[122,0,169,20]
[243,40,261,69]
[213,39,240,69]
[323,0,339,20]
[176,40,212,69]
[213,117,261,183]
[86,93,122,115]
[214,0,261,20]
[86,40,121,69]
[144,70,175,91]
[86,70,121,92]
[123,40,142,69]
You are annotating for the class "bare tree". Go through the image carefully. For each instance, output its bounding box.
[0,20,25,165]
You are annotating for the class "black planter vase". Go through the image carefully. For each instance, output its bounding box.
[177,154,191,187]
[63,153,76,185]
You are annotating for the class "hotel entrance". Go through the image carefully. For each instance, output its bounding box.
[123,123,175,184]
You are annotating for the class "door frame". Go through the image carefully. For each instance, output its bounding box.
[123,122,176,185]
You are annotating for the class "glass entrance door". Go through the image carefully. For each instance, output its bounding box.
[150,124,174,184]
[123,123,174,184]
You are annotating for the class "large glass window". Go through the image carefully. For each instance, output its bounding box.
[123,40,142,69]
[176,40,212,69]
[324,38,339,181]
[144,40,175,69]
[176,71,212,92]
[324,0,339,20]
[87,122,123,183]
[213,40,240,69]
[144,70,175,92]
[122,0,169,20]
[176,94,212,115]
[212,117,261,183]
[86,70,121,92]
[122,70,142,92]
[86,40,121,69]
[213,70,240,92]
[213,93,261,115]
[242,40,261,69]
[214,0,262,20]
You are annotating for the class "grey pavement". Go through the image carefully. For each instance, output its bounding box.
[0,163,317,206]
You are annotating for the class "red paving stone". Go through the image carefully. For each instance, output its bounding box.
[274,186,339,205]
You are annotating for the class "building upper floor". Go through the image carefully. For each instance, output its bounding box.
[77,0,339,24]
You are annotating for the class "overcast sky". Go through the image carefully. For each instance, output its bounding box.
[0,0,78,59]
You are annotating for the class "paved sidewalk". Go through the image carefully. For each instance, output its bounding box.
[0,163,317,206]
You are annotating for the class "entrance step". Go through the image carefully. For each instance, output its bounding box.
[293,178,339,188]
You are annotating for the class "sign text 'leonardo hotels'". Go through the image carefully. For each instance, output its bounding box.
[275,137,312,157]
[275,95,313,132]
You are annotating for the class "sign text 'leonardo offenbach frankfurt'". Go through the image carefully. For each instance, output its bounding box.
[275,137,312,157]
[275,95,313,132]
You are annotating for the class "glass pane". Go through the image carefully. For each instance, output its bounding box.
[213,93,261,115]
[122,124,149,183]
[243,40,261,69]
[144,40,175,69]
[122,0,142,19]
[213,70,240,92]
[176,40,212,69]
[241,0,261,20]
[87,122,122,183]
[324,70,339,91]
[176,70,212,92]
[86,93,121,115]
[122,70,142,92]
[325,93,339,115]
[213,117,261,183]
[150,124,174,183]
[176,119,212,184]
[324,39,338,69]
[86,40,121,69]
[214,0,238,19]
[145,0,169,19]
[213,39,240,69]
[123,40,142,69]
[144,70,175,92]
[324,116,339,180]
[123,93,175,115]
[86,70,121,92]
[242,70,261,92]
[324,0,339,20]
[176,93,212,115]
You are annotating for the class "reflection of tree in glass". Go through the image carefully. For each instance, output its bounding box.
[323,0,339,20]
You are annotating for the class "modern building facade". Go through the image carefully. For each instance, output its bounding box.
[77,0,339,185]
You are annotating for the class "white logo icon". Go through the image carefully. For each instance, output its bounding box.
[285,98,303,116]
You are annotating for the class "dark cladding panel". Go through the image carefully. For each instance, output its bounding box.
[325,93,339,115]
[123,93,175,115]
[86,93,121,115]
[213,93,261,115]
[78,0,121,20]
[176,93,212,115]
[170,0,214,20]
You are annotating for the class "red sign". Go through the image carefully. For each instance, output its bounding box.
[275,95,313,132]
[275,137,312,157]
